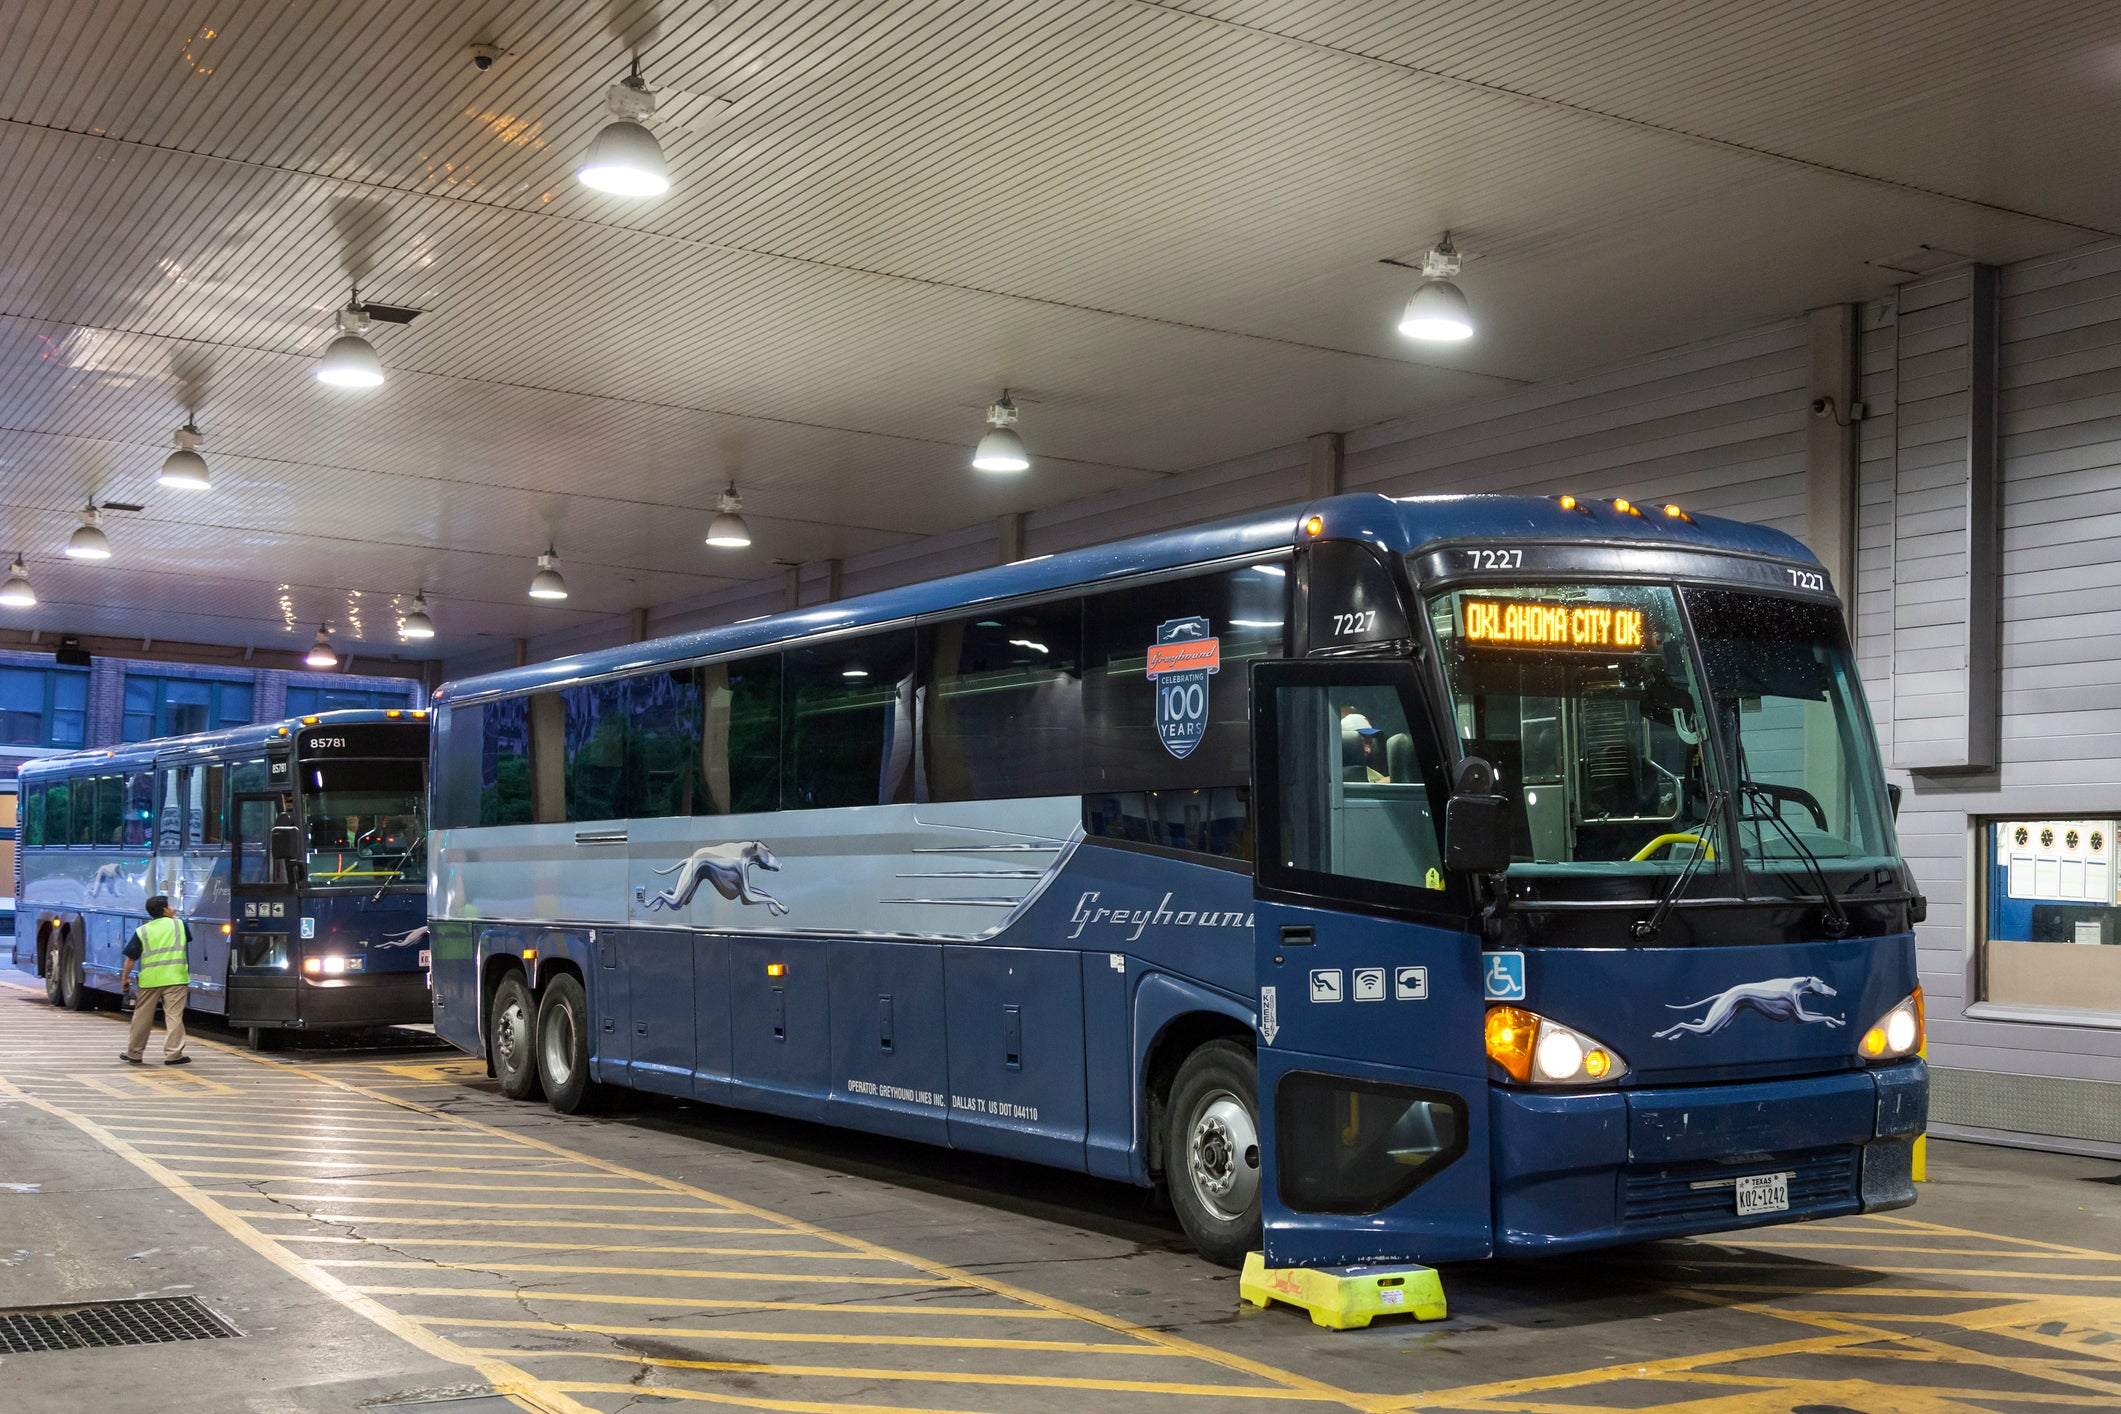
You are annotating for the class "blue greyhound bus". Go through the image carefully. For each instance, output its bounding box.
[14,710,432,1046]
[428,493,1926,1268]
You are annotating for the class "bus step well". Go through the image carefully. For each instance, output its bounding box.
[1238,1253,1447,1329]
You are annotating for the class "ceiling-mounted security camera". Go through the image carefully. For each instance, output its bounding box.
[468,42,505,72]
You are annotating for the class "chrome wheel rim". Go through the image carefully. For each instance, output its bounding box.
[540,1003,576,1088]
[1187,1088,1260,1223]
[494,997,529,1075]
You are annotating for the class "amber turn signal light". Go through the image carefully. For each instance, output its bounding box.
[1303,514,1325,537]
[1485,1005,1538,1082]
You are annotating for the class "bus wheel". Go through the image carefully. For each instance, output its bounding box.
[1164,1039,1262,1269]
[58,938,88,1013]
[246,1026,284,1052]
[490,973,542,1102]
[536,974,600,1115]
[42,938,62,1006]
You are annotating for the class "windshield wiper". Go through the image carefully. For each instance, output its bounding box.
[1741,784,1850,937]
[368,832,428,905]
[1632,789,1724,942]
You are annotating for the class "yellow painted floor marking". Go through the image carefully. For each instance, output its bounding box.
[254,1056,1381,1412]
[168,1164,627,1182]
[488,1348,1321,1401]
[175,1172,684,1192]
[130,1068,242,1096]
[201,1191,747,1213]
[1874,1212,2121,1264]
[418,1312,1183,1350]
[323,1258,964,1287]
[1712,1239,2121,1260]
[135,1141,576,1161]
[553,1383,998,1414]
[280,1237,882,1259]
[1,1082,597,1414]
[237,1212,785,1234]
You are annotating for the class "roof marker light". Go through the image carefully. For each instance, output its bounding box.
[1613,498,1639,516]
[1664,503,1691,521]
[1303,515,1325,537]
[1557,494,1577,511]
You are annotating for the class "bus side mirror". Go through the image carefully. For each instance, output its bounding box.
[1446,756,1511,875]
[1887,782,1903,820]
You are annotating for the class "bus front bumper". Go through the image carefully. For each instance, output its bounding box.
[1491,1059,1927,1257]
[227,970,432,1030]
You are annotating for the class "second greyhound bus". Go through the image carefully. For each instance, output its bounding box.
[15,710,432,1045]
[427,493,1926,1268]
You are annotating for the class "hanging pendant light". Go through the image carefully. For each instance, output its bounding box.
[529,548,569,600]
[972,391,1030,473]
[400,591,436,640]
[1398,232,1475,342]
[705,484,752,548]
[0,556,34,607]
[65,503,112,561]
[158,422,212,491]
[305,624,340,669]
[317,292,386,388]
[577,59,670,197]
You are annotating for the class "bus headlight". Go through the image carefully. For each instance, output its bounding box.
[1485,1006,1628,1085]
[1860,987,1923,1060]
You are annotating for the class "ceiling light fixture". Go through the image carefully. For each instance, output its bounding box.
[972,391,1030,473]
[65,503,112,561]
[578,58,670,197]
[706,484,752,548]
[529,548,569,600]
[158,422,212,491]
[305,624,339,669]
[1398,232,1475,342]
[317,291,386,388]
[400,591,436,640]
[0,557,33,607]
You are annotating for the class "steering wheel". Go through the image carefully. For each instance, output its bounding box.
[1631,832,1717,863]
[1742,780,1829,832]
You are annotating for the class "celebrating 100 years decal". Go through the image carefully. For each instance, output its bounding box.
[1147,616,1221,759]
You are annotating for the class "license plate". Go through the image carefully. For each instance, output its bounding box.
[1735,1171,1790,1216]
[418,949,432,968]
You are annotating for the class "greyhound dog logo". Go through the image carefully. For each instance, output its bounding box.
[1655,976,1843,1040]
[637,842,789,917]
[378,925,430,951]
[87,861,137,898]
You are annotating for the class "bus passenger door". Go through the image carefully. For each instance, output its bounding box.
[1249,660,1492,1267]
[226,792,297,1026]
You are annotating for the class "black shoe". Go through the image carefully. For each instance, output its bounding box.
[164,1055,193,1067]
[118,1054,143,1065]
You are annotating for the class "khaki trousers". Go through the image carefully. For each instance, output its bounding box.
[125,984,189,1061]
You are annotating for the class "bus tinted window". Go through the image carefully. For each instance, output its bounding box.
[157,768,184,851]
[123,772,153,848]
[627,670,704,818]
[93,774,122,845]
[480,696,535,826]
[924,600,1082,801]
[1085,786,1251,860]
[203,764,230,844]
[69,779,93,845]
[785,631,915,809]
[701,656,779,815]
[1082,567,1285,792]
[562,680,629,823]
[21,786,41,848]
[43,779,68,845]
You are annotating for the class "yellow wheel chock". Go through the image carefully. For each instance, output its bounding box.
[1239,1252,1448,1329]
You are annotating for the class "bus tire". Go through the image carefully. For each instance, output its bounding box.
[536,973,600,1115]
[58,938,88,1012]
[490,973,541,1101]
[246,1026,284,1052]
[1163,1039,1262,1269]
[42,935,62,1006]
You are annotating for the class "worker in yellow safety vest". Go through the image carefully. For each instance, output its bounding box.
[119,895,194,1066]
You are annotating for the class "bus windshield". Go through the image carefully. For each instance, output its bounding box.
[300,757,427,887]
[1425,582,1893,901]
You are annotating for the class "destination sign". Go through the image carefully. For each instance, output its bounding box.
[1463,599,1646,649]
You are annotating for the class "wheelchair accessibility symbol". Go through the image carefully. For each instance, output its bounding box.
[1484,951,1526,1001]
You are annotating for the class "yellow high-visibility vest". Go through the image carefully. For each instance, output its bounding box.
[135,916,191,989]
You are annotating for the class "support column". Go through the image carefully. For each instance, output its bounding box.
[1806,304,1861,625]
[1308,431,1344,500]
[512,638,530,669]
[1890,265,2000,773]
[825,559,844,603]
[997,511,1026,565]
[783,565,802,612]
[629,607,650,643]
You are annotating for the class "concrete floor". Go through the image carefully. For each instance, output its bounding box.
[4,965,2121,1413]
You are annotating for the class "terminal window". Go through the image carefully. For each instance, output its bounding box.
[1982,817,2121,1014]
